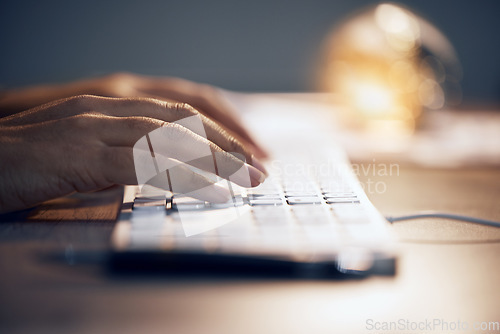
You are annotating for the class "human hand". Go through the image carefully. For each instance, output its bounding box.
[0,73,267,158]
[0,95,267,213]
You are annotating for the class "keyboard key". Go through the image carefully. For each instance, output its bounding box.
[133,199,166,207]
[133,195,167,211]
[173,197,206,210]
[332,204,368,224]
[287,196,322,205]
[325,198,360,204]
[292,206,332,224]
[175,203,206,210]
[249,198,283,206]
[253,205,287,215]
[135,187,172,198]
[253,211,289,225]
[253,206,290,225]
[323,192,357,198]
[248,194,281,200]
[254,216,289,226]
[284,191,318,197]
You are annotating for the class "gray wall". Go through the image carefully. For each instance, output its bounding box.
[1,0,499,104]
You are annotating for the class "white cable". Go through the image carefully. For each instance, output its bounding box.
[385,211,500,228]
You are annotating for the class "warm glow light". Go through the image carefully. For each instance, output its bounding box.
[375,4,412,34]
[318,2,461,139]
[352,83,395,115]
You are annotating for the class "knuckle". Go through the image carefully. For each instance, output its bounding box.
[172,102,199,116]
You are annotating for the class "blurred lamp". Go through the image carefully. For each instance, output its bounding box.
[318,3,462,137]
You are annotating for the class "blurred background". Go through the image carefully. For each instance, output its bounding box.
[1,0,499,105]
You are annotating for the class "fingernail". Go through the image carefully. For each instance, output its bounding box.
[249,165,267,187]
[250,155,268,176]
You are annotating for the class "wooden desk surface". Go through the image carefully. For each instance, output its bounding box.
[1,166,499,334]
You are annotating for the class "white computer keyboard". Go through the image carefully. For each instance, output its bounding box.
[111,157,396,276]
